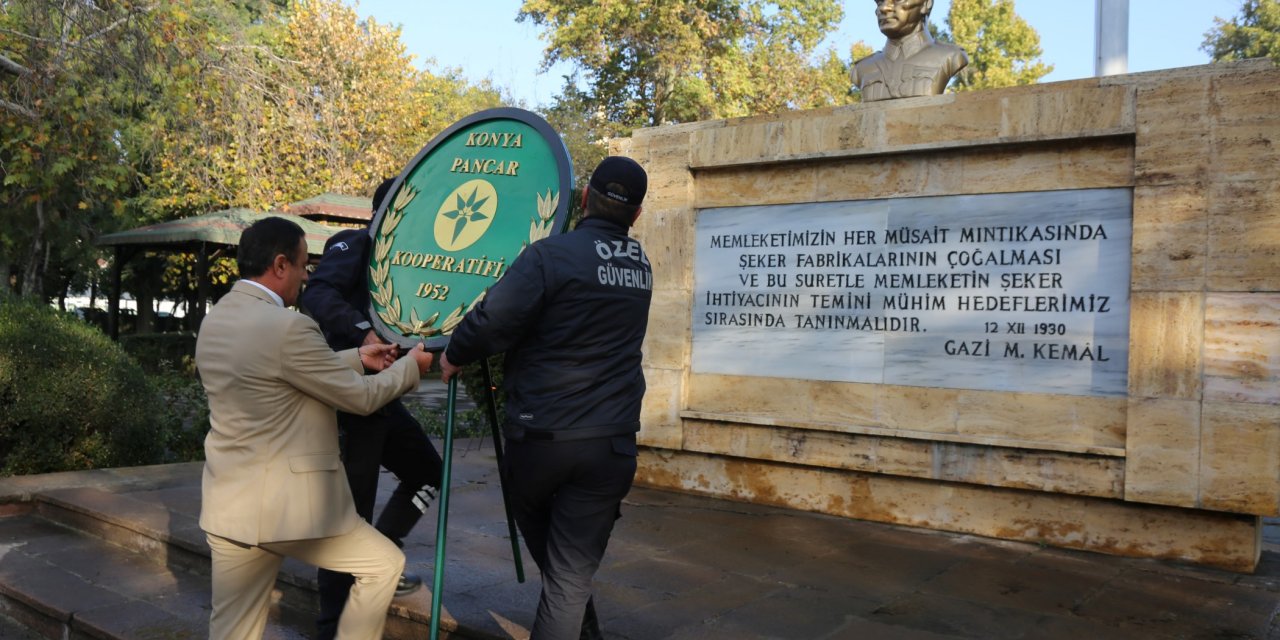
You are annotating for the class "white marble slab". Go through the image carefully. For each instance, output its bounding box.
[692,189,1133,397]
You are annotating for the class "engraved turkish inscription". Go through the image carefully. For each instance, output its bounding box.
[692,189,1133,396]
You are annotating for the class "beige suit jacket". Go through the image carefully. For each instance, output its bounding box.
[195,280,420,545]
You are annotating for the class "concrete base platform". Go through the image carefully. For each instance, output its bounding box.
[1,439,1278,639]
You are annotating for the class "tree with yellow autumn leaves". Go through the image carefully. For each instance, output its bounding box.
[144,0,503,217]
[1,0,501,300]
[2,0,1059,303]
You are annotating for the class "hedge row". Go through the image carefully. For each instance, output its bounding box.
[0,297,206,476]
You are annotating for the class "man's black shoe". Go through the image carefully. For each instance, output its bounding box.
[395,572,423,597]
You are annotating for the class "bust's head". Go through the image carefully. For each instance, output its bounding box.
[875,0,932,40]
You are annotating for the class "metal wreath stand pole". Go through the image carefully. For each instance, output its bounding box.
[430,361,526,640]
[430,376,458,640]
[481,357,526,583]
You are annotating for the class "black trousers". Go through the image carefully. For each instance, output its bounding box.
[315,400,443,640]
[505,434,637,640]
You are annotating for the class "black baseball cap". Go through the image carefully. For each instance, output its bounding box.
[589,156,647,206]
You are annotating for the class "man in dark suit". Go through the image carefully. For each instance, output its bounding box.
[301,180,445,640]
[196,216,434,639]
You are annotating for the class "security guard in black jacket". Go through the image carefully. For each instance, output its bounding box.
[441,156,651,640]
[301,179,444,640]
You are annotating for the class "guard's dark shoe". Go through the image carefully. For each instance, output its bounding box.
[395,572,423,597]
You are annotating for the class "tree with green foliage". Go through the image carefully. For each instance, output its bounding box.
[541,74,622,189]
[944,0,1052,91]
[1,1,299,300]
[0,0,185,298]
[713,0,852,118]
[2,0,503,306]
[1202,0,1280,64]
[519,0,857,129]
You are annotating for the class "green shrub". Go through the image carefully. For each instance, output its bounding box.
[0,298,169,475]
[149,369,208,463]
[406,403,488,440]
[400,354,503,441]
[120,332,197,375]
[460,354,504,424]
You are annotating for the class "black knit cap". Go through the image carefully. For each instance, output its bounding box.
[588,156,647,206]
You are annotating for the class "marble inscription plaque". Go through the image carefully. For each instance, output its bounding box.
[692,189,1133,396]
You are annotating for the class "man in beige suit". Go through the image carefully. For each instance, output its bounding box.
[196,217,433,639]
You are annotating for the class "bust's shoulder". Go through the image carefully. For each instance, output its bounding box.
[853,50,887,70]
[912,41,968,67]
[851,51,888,83]
[854,49,885,66]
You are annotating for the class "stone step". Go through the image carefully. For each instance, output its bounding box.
[0,507,310,639]
[31,485,320,618]
[4,486,479,639]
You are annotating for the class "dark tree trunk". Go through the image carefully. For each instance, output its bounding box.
[20,200,46,298]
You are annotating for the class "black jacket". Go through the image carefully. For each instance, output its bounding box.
[445,217,653,440]
[300,228,374,351]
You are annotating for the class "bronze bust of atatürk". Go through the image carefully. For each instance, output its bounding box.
[851,0,968,101]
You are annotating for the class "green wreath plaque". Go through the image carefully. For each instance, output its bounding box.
[366,108,573,350]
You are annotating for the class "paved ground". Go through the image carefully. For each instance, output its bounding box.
[0,379,1277,638]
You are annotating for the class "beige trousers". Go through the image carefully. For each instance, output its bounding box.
[207,521,404,640]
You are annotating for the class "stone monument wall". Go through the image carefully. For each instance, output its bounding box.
[615,60,1279,571]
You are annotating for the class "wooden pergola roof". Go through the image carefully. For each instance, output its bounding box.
[282,193,372,226]
[93,207,349,338]
[95,207,342,255]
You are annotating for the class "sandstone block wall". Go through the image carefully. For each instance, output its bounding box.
[615,61,1279,571]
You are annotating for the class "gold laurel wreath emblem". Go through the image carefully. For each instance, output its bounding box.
[369,185,559,338]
